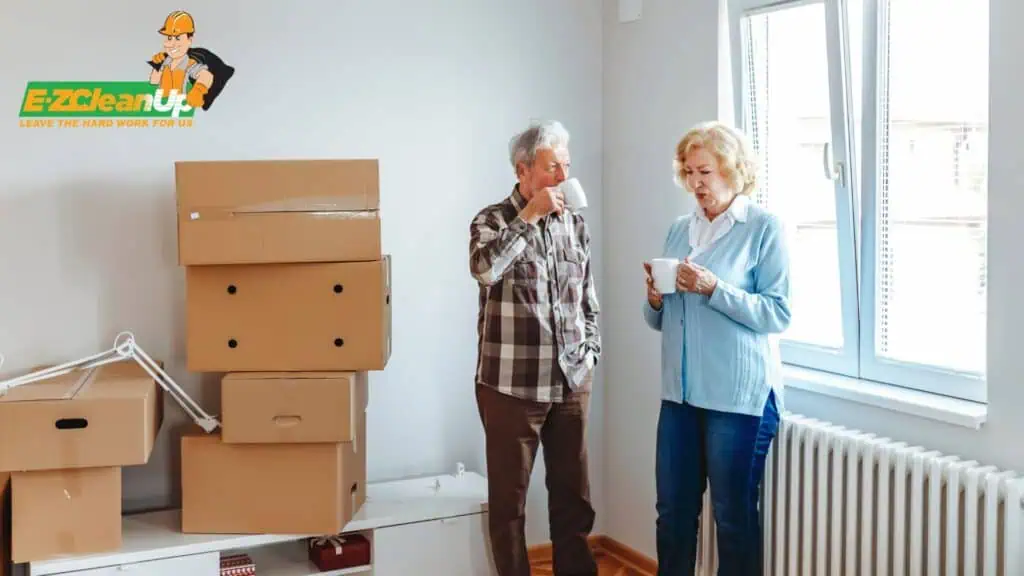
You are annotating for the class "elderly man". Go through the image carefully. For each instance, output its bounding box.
[469,120,601,576]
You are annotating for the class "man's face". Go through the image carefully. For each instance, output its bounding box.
[518,146,570,200]
[163,33,192,60]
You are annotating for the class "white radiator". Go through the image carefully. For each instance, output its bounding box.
[695,412,1024,575]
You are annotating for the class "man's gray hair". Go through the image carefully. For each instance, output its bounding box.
[508,120,570,169]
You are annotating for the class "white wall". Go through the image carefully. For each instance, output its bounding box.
[0,0,604,545]
[602,0,1024,559]
[601,0,722,556]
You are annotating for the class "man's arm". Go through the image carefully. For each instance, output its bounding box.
[579,218,601,365]
[469,207,537,286]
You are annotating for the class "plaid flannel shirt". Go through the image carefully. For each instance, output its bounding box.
[469,185,601,403]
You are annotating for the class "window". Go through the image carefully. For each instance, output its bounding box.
[728,0,989,403]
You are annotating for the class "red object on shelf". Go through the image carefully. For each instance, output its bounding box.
[221,553,256,576]
[308,533,371,571]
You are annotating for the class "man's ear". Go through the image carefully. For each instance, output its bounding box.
[515,160,530,181]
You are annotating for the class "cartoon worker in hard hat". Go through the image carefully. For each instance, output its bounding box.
[147,11,235,111]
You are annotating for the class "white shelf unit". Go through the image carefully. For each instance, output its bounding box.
[239,539,373,576]
[22,471,495,576]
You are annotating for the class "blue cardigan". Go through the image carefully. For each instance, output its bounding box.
[642,203,792,417]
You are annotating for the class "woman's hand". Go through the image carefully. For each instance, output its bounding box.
[643,262,663,310]
[677,258,718,296]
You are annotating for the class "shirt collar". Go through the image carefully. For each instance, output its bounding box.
[695,194,750,224]
[510,184,527,211]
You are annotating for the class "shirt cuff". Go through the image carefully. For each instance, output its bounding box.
[511,213,540,233]
[707,279,738,312]
[643,300,663,324]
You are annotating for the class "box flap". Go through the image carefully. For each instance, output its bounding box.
[176,209,382,266]
[175,159,379,215]
[0,362,154,403]
[0,371,85,402]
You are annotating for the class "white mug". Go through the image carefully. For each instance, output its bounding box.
[559,178,588,211]
[650,257,679,294]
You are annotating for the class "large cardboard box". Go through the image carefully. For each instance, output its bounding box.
[222,371,368,444]
[186,257,392,372]
[0,360,163,472]
[175,159,381,265]
[0,473,8,576]
[11,467,121,563]
[180,408,367,535]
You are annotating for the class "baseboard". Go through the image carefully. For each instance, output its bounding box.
[594,536,657,574]
[527,535,656,575]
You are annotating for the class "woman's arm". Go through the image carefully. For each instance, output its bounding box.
[643,299,663,331]
[642,217,687,332]
[706,216,791,334]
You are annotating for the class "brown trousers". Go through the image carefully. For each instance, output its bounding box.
[475,384,597,576]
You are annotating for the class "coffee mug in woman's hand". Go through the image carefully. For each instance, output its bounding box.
[644,262,664,309]
[649,257,680,294]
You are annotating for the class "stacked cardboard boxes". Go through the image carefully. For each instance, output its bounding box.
[0,361,163,563]
[174,159,390,536]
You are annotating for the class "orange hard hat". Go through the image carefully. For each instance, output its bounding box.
[159,11,195,36]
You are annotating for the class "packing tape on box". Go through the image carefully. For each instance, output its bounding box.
[62,367,98,400]
[181,195,378,220]
[183,208,380,222]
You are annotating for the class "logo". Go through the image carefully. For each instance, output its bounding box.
[19,10,234,129]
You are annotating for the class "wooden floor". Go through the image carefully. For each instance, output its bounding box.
[528,537,655,576]
[530,548,645,575]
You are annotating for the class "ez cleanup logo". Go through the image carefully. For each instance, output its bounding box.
[19,11,234,129]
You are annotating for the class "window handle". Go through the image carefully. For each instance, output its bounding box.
[823,141,845,186]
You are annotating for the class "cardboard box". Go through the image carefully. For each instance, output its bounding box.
[186,257,392,372]
[0,473,9,576]
[180,408,366,535]
[222,372,368,444]
[175,159,381,265]
[11,467,121,563]
[0,360,163,472]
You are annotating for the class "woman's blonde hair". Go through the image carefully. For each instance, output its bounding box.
[674,121,759,196]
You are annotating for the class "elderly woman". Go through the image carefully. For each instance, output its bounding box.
[642,121,791,575]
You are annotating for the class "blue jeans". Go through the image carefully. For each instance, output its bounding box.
[655,391,780,576]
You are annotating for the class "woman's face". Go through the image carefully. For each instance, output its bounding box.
[681,146,737,219]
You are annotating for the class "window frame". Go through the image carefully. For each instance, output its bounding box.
[726,0,988,403]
